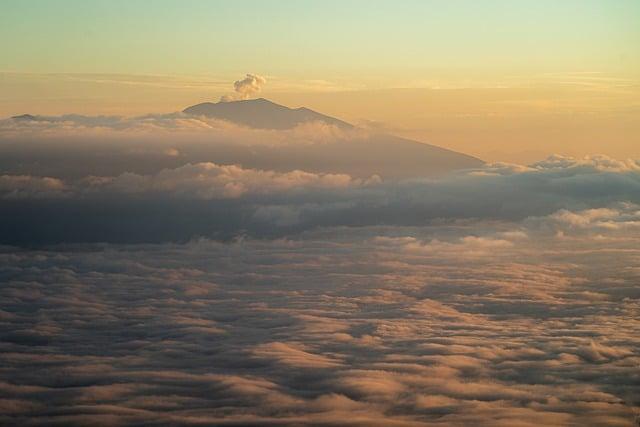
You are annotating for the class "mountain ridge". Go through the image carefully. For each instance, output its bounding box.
[183,98,353,130]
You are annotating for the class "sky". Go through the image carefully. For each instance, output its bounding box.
[2,0,639,75]
[1,0,639,162]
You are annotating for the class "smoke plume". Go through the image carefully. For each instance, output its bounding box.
[220,73,267,102]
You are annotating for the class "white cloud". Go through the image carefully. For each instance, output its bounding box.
[1,210,638,425]
[88,162,364,198]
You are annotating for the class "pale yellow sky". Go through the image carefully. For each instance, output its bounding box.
[1,72,638,163]
[271,76,640,163]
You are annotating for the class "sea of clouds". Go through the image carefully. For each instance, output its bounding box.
[0,115,639,425]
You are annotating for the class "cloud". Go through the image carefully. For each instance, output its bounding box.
[532,154,640,173]
[85,162,366,199]
[0,175,67,199]
[0,207,638,425]
[221,73,267,102]
[251,342,343,368]
[0,112,375,184]
[0,149,638,244]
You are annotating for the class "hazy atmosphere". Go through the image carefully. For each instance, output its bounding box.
[1,1,639,426]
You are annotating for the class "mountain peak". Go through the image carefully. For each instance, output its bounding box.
[248,97,272,103]
[222,97,273,105]
[183,98,352,130]
[11,114,38,121]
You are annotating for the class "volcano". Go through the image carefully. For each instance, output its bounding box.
[184,98,352,130]
[183,98,483,177]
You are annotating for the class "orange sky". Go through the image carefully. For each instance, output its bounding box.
[2,72,638,163]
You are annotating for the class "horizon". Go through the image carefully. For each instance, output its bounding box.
[4,87,638,164]
[2,75,638,163]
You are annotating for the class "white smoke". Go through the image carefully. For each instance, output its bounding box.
[220,73,267,102]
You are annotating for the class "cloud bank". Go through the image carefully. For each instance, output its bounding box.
[0,151,638,244]
[1,206,638,425]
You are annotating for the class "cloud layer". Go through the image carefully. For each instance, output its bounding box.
[0,111,638,424]
[1,206,639,425]
[0,150,638,244]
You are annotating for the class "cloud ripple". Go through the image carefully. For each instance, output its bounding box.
[0,206,639,425]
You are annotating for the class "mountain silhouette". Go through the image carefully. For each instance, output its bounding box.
[11,114,38,121]
[183,98,483,177]
[184,98,352,130]
[8,99,483,179]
